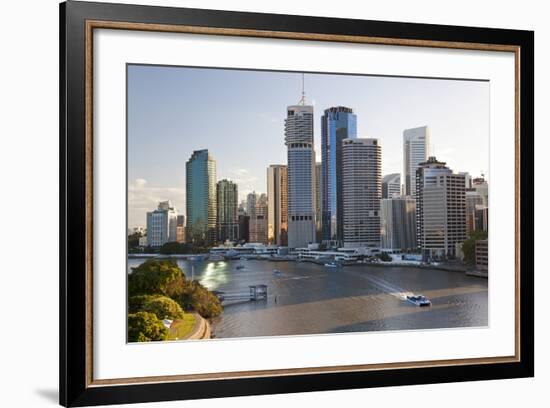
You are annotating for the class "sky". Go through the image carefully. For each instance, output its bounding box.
[127,64,489,229]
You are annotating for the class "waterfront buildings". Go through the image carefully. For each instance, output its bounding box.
[216,179,239,242]
[176,215,185,243]
[475,239,488,272]
[186,149,217,245]
[146,200,178,247]
[248,192,268,244]
[475,205,489,232]
[341,138,382,248]
[238,214,250,243]
[267,165,288,246]
[320,106,357,244]
[472,176,489,207]
[380,196,417,251]
[315,162,322,242]
[466,190,483,235]
[285,101,316,248]
[382,173,401,199]
[416,156,467,260]
[403,126,429,197]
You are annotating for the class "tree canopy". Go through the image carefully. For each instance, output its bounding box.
[127,311,169,342]
[128,259,186,297]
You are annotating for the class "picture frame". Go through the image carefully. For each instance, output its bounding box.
[60,0,534,406]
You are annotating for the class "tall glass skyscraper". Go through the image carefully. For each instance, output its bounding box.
[216,179,239,243]
[285,102,316,249]
[403,126,429,197]
[185,149,217,244]
[320,106,357,245]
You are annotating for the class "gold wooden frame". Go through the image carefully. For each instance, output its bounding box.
[84,20,521,388]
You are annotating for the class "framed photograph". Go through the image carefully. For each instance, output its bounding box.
[60,1,534,406]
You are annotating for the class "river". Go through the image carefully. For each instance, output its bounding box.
[127,258,488,339]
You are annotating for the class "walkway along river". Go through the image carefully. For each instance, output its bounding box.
[127,258,488,339]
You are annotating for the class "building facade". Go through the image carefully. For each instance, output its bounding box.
[475,239,488,272]
[216,179,239,243]
[403,126,429,197]
[146,200,178,247]
[466,190,483,235]
[267,165,288,246]
[320,106,357,244]
[380,196,417,251]
[249,192,268,244]
[382,173,401,199]
[185,149,217,245]
[315,162,322,243]
[285,103,316,248]
[416,157,467,260]
[176,215,185,243]
[342,138,382,248]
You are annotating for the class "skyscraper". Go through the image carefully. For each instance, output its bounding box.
[216,179,239,243]
[416,156,466,260]
[185,149,217,245]
[315,162,322,243]
[267,165,288,246]
[248,192,268,244]
[382,173,401,199]
[320,106,357,244]
[403,126,429,197]
[380,196,417,250]
[465,190,483,235]
[285,99,316,249]
[176,215,185,243]
[342,138,382,248]
[146,200,178,247]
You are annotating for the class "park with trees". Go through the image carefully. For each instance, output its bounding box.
[127,259,222,342]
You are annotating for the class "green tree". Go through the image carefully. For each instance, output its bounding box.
[462,230,488,264]
[376,252,392,262]
[128,260,186,298]
[127,311,168,342]
[128,294,154,314]
[141,296,185,320]
[176,281,223,318]
[127,232,142,249]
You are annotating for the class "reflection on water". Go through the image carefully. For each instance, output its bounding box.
[127,259,488,339]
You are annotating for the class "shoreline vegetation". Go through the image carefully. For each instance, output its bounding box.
[127,259,221,342]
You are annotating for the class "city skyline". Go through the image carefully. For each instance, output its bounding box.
[128,65,489,229]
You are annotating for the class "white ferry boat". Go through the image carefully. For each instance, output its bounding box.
[406,295,432,307]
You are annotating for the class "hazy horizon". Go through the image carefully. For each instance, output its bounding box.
[128,64,490,229]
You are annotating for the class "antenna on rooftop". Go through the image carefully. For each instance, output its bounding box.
[299,73,306,105]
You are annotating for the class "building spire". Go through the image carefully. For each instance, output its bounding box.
[299,73,306,105]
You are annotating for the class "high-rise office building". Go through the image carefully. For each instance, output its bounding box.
[249,192,268,244]
[176,215,185,243]
[267,165,288,246]
[403,126,429,197]
[416,156,467,260]
[216,179,239,243]
[315,162,322,243]
[146,200,178,247]
[285,100,316,248]
[380,196,417,250]
[320,106,357,244]
[466,190,483,235]
[185,149,217,244]
[382,173,401,199]
[472,176,489,207]
[342,138,382,248]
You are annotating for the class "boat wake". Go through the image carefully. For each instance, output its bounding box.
[362,274,414,300]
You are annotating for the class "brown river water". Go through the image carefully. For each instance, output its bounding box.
[127,258,488,339]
